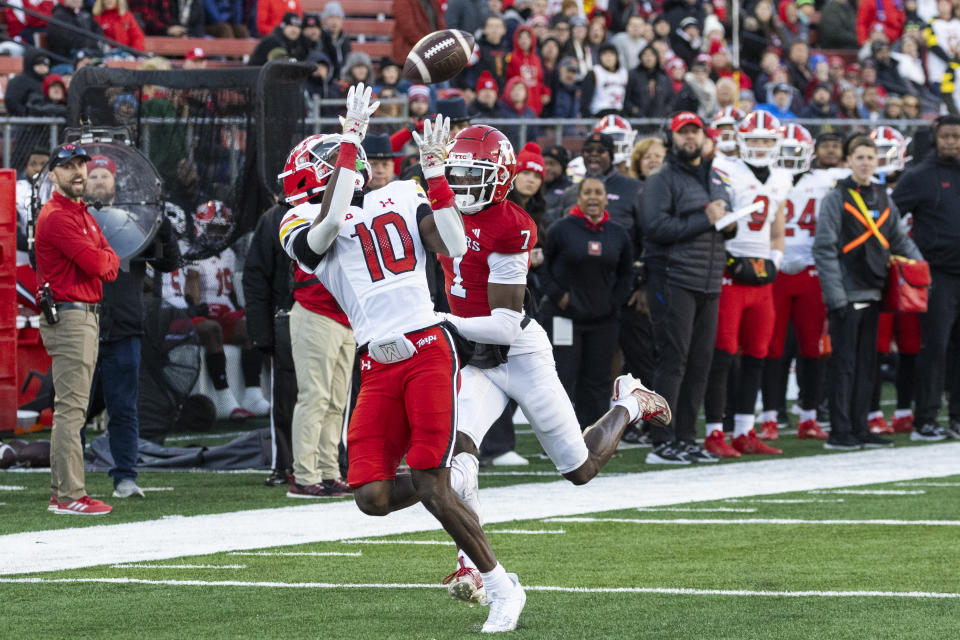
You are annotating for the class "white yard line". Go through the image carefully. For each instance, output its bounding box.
[2,443,958,576]
[110,564,247,569]
[339,539,456,546]
[546,517,960,526]
[141,487,175,492]
[810,489,925,495]
[0,577,957,600]
[229,551,362,557]
[725,499,845,504]
[487,529,566,535]
[636,507,757,513]
[895,482,960,487]
[0,485,25,491]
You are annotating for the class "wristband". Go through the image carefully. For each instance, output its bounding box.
[336,140,358,170]
[427,176,456,209]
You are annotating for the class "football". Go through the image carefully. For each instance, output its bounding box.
[402,29,475,85]
[0,443,16,469]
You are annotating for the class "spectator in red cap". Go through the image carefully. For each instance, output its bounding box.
[184,47,208,70]
[468,71,502,120]
[510,142,548,243]
[507,25,549,115]
[665,56,700,114]
[42,74,67,110]
[857,0,905,45]
[93,0,145,50]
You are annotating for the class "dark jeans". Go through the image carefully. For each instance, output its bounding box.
[549,315,620,427]
[620,304,656,385]
[91,336,141,486]
[647,277,720,444]
[270,312,297,472]
[826,302,880,439]
[915,269,960,426]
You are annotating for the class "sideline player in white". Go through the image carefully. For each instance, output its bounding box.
[279,84,525,633]
[760,128,849,441]
[433,124,671,601]
[704,111,791,457]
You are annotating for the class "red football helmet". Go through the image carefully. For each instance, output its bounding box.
[737,111,782,167]
[870,125,910,175]
[194,200,233,239]
[593,115,637,167]
[278,133,371,205]
[711,106,746,153]
[444,125,517,214]
[776,123,814,173]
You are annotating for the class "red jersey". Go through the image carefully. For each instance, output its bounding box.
[35,191,119,303]
[437,200,537,318]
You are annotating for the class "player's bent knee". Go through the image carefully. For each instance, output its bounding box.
[353,486,392,516]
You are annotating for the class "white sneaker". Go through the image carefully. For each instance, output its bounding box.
[241,387,271,416]
[482,573,526,633]
[612,374,672,427]
[112,479,146,498]
[442,557,486,605]
[213,388,241,421]
[490,451,528,466]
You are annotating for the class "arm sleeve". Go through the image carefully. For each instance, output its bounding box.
[812,190,848,311]
[486,251,528,285]
[48,214,119,280]
[443,307,525,345]
[641,173,714,244]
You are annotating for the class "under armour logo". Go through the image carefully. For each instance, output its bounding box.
[472,229,480,238]
[380,198,395,208]
[361,359,371,370]
[379,341,403,361]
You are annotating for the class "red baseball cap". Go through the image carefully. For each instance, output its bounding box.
[87,154,116,176]
[669,112,703,133]
[185,47,206,61]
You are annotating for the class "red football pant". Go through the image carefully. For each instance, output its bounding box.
[191,304,245,343]
[715,278,775,358]
[767,267,827,359]
[876,311,922,354]
[347,326,460,488]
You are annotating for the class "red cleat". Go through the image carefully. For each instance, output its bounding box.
[732,430,782,455]
[891,415,914,434]
[758,420,779,440]
[797,419,829,440]
[704,431,741,458]
[868,415,893,434]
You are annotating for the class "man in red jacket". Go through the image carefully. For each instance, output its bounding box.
[35,143,119,516]
[857,0,905,45]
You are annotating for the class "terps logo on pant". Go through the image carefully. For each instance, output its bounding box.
[416,335,437,349]
[748,258,768,279]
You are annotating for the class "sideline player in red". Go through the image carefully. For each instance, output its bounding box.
[759,128,847,441]
[434,124,671,601]
[280,84,525,633]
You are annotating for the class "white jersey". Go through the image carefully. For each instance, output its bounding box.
[783,167,850,267]
[713,155,793,259]
[159,240,238,310]
[589,64,628,114]
[926,18,960,87]
[280,180,438,346]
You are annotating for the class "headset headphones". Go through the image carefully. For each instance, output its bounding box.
[933,114,960,133]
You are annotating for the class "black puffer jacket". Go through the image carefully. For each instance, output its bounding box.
[641,151,732,294]
[249,26,311,66]
[241,203,294,351]
[47,4,103,60]
[892,152,960,274]
[4,51,48,117]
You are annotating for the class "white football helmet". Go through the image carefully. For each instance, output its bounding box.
[869,125,910,175]
[593,115,637,167]
[776,123,814,174]
[711,106,746,154]
[737,111,783,167]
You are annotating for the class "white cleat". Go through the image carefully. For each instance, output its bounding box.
[612,374,672,427]
[241,387,271,416]
[213,388,242,421]
[481,573,526,633]
[112,479,146,498]
[442,557,487,605]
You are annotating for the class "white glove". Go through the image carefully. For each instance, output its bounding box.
[780,257,809,276]
[412,114,450,180]
[770,249,783,271]
[340,82,380,147]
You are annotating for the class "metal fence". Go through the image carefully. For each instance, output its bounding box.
[1,113,934,172]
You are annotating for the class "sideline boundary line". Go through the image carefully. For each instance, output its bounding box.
[2,443,958,576]
[546,517,960,526]
[0,577,957,599]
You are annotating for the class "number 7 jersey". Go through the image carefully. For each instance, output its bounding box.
[279,180,439,346]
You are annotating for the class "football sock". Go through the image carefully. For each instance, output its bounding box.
[760,410,777,424]
[896,354,916,410]
[241,348,263,388]
[734,356,764,415]
[480,563,511,598]
[799,409,817,423]
[733,414,754,438]
[705,422,723,436]
[799,356,822,412]
[704,349,734,424]
[449,452,478,501]
[894,408,913,419]
[458,548,477,570]
[206,351,229,390]
[613,396,641,424]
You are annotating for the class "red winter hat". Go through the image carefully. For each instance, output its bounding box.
[476,71,498,93]
[87,154,116,176]
[516,142,544,178]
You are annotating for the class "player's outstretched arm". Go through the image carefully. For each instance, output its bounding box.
[442,264,527,346]
[415,114,467,257]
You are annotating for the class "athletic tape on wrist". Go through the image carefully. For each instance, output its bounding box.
[427,176,456,209]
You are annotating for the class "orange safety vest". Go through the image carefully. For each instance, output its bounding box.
[842,188,890,254]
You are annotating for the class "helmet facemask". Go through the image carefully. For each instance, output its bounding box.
[777,141,812,173]
[740,135,780,167]
[444,161,513,214]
